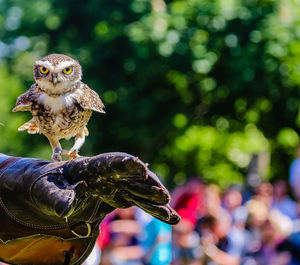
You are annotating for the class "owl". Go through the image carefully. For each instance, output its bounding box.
[13,53,105,162]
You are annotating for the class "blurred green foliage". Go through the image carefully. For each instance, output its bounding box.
[0,0,300,188]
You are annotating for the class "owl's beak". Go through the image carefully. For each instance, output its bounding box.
[51,74,59,86]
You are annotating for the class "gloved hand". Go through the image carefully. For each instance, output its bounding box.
[0,152,180,265]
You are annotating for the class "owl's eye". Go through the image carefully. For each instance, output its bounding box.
[63,67,73,74]
[40,66,49,74]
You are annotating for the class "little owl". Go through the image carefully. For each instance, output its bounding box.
[13,53,105,162]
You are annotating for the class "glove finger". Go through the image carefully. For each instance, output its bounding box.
[122,192,181,225]
[162,204,181,225]
[65,152,148,184]
[122,180,170,205]
[120,169,171,205]
[143,171,174,198]
[108,154,148,180]
[145,170,166,187]
[104,193,132,209]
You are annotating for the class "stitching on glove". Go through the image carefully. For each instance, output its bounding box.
[86,199,102,223]
[0,197,70,231]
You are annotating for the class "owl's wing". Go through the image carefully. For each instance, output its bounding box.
[12,84,38,112]
[79,84,105,113]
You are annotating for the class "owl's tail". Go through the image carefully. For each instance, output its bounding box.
[18,118,40,134]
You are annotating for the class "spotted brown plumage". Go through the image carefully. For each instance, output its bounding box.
[13,54,105,161]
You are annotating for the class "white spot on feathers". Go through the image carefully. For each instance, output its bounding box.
[39,89,83,113]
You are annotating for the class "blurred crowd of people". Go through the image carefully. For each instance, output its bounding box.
[170,179,300,265]
[80,175,300,265]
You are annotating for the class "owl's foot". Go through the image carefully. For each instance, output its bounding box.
[51,153,62,162]
[18,119,40,134]
[67,150,80,160]
[51,148,62,162]
[61,149,80,160]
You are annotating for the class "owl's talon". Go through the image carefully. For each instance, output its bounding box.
[68,150,80,160]
[61,150,79,160]
[52,153,62,162]
[51,147,63,162]
[61,149,69,156]
[69,154,80,160]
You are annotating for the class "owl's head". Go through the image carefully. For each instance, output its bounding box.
[34,54,82,96]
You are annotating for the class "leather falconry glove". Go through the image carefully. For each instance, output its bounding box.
[0,152,180,265]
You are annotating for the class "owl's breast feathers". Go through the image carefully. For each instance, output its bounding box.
[12,82,105,114]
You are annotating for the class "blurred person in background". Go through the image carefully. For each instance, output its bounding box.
[136,209,172,265]
[195,211,244,265]
[100,208,143,265]
[289,145,300,201]
[171,178,204,220]
[172,207,200,265]
[222,185,249,229]
[171,178,203,264]
[222,185,244,216]
[254,182,274,208]
[257,210,293,265]
[272,180,299,220]
[203,184,227,218]
[242,196,294,265]
[175,183,229,264]
[195,184,246,265]
[278,228,300,265]
[242,198,270,264]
